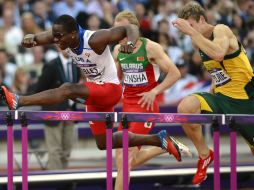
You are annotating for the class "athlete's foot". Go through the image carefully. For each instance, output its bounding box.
[192,149,214,185]
[0,86,20,110]
[157,130,191,162]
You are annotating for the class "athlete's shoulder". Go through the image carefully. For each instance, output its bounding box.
[146,38,163,53]
[84,29,96,39]
[213,24,232,35]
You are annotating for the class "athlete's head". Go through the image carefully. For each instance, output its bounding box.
[52,14,79,50]
[178,1,208,34]
[114,11,140,45]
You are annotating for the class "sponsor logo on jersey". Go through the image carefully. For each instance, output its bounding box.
[119,57,126,61]
[85,53,90,57]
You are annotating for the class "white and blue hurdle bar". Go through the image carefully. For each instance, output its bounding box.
[1,110,250,190]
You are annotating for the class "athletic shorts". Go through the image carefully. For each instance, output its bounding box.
[193,92,254,147]
[117,97,159,134]
[84,82,122,135]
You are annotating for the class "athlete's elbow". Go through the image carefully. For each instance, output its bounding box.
[174,69,181,81]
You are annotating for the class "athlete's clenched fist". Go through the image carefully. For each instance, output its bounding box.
[21,34,37,48]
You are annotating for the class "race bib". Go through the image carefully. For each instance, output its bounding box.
[209,68,231,87]
[123,71,148,87]
[78,63,104,80]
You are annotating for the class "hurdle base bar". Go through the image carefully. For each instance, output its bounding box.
[0,166,252,185]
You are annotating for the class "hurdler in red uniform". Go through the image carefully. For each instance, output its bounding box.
[113,11,192,190]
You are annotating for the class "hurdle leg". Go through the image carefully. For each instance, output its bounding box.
[212,116,220,190]
[21,113,28,190]
[122,115,129,190]
[229,117,237,190]
[6,112,14,190]
[106,114,113,190]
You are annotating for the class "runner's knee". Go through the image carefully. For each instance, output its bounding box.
[94,135,107,150]
[178,95,201,114]
[96,141,106,150]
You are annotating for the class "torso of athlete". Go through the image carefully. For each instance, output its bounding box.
[199,25,254,99]
[117,37,160,133]
[66,27,119,84]
[117,37,160,103]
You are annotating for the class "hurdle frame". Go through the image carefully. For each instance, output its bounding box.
[2,111,253,190]
[5,111,115,190]
[118,112,224,190]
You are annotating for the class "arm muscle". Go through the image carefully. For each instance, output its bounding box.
[147,40,181,94]
[191,25,230,61]
[88,25,139,54]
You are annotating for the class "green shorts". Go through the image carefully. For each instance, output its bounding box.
[193,92,254,147]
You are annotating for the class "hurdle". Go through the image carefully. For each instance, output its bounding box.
[225,114,254,190]
[5,111,114,190]
[118,113,223,190]
[3,111,253,189]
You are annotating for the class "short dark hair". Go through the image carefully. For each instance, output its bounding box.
[54,14,79,33]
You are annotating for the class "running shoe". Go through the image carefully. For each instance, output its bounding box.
[157,130,191,162]
[192,149,214,184]
[0,86,20,110]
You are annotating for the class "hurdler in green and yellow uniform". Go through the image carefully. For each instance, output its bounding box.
[175,2,254,185]
[193,39,254,146]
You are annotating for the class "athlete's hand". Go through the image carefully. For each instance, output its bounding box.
[137,89,157,111]
[172,18,196,36]
[119,44,135,54]
[21,34,37,48]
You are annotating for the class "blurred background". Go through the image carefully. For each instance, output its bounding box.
[0,0,253,189]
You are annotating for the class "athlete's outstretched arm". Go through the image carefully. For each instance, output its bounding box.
[88,24,139,55]
[138,40,181,110]
[21,30,54,48]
